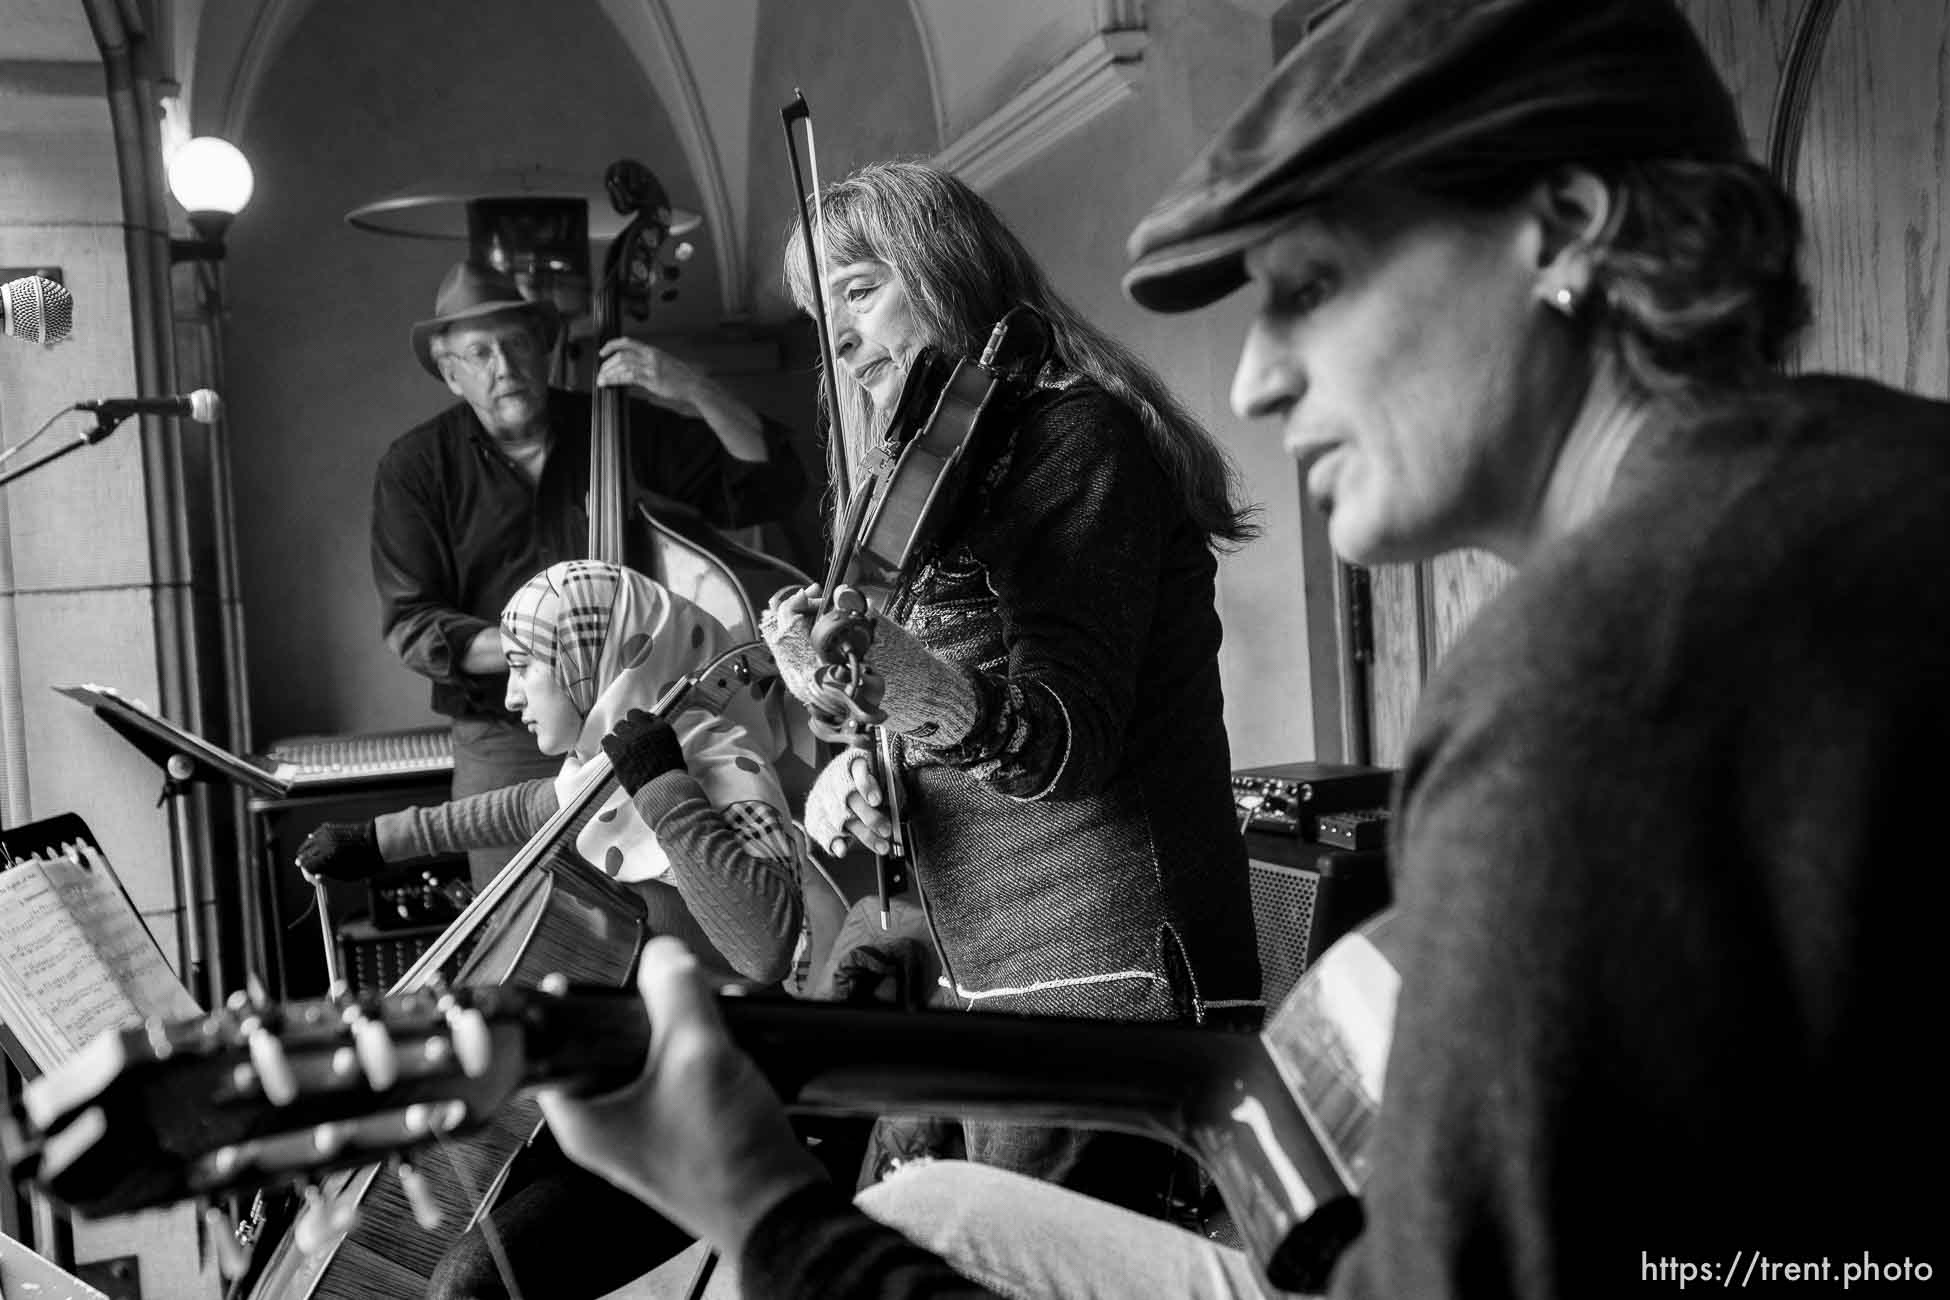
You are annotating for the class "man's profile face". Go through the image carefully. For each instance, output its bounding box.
[1226,191,1568,565]
[437,314,550,438]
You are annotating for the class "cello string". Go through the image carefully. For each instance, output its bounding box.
[434,1129,530,1300]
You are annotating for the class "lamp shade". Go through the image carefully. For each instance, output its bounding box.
[167,137,255,217]
[345,167,701,242]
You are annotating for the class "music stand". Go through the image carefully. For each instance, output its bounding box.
[52,685,333,1000]
[53,684,293,802]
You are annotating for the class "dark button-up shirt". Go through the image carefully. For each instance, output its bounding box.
[371,387,807,720]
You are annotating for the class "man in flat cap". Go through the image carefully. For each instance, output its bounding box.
[366,260,807,886]
[533,1,1946,1296]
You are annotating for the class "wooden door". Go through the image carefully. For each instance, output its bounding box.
[1330,0,1950,766]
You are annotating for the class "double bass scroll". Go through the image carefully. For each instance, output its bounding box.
[587,159,811,644]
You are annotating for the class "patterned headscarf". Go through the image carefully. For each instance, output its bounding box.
[500,560,789,882]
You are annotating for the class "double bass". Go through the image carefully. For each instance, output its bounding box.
[586,159,812,642]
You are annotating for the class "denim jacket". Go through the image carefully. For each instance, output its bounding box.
[888,377,1262,1022]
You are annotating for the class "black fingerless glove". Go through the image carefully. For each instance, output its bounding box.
[295,820,385,881]
[601,709,686,796]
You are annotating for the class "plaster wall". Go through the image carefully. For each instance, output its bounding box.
[979,0,1312,766]
[217,0,729,742]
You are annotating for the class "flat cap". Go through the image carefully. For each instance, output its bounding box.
[1125,0,1747,312]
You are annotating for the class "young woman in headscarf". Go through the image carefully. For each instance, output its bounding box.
[300,557,802,986]
[297,558,806,1300]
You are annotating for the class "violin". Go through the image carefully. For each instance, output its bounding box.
[781,93,1050,924]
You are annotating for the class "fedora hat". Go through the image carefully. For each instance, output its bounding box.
[410,260,562,377]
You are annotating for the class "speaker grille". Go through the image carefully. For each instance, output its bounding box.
[1249,858,1319,1009]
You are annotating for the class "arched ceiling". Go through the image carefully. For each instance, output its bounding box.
[161,0,1136,321]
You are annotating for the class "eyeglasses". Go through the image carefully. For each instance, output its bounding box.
[438,332,544,375]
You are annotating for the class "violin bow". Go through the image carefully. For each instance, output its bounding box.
[778,92,913,929]
[780,91,853,518]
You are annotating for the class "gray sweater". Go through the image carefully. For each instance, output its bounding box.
[375,769,802,984]
[738,374,1950,1299]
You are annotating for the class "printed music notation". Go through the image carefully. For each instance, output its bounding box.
[0,836,201,1075]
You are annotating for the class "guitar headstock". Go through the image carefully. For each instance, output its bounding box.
[1,982,644,1221]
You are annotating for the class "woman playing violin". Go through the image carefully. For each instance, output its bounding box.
[763,161,1264,1218]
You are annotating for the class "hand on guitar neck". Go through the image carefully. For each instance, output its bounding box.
[1,924,1395,1294]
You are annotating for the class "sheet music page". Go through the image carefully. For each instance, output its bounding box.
[0,857,117,1067]
[0,843,199,1071]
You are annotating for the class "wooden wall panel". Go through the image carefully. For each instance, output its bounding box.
[1428,549,1510,663]
[1789,2,1950,397]
[1365,563,1423,767]
[1678,0,1799,157]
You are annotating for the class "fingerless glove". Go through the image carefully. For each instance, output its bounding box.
[295,820,385,881]
[601,709,687,795]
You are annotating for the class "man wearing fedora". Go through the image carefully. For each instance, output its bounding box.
[372,260,807,884]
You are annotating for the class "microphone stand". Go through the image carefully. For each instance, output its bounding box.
[0,413,126,488]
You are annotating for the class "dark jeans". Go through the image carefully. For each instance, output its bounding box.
[449,713,560,890]
[868,1005,1265,1223]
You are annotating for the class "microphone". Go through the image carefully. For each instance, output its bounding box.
[73,390,223,423]
[1,275,74,345]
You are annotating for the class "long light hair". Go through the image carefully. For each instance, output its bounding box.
[784,161,1257,548]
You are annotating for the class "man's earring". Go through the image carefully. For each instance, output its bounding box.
[1551,285,1579,315]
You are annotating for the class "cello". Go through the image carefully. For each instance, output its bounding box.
[240,642,782,1298]
[587,159,811,642]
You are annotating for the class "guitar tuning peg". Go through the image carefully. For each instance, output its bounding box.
[395,1158,444,1231]
[351,1013,399,1091]
[446,1004,492,1078]
[403,1100,467,1137]
[246,1025,298,1106]
[293,1185,330,1255]
[310,1121,351,1159]
[294,1182,360,1255]
[202,1203,250,1278]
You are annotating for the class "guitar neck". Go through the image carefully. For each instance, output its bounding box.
[11,985,1360,1296]
[542,991,1360,1294]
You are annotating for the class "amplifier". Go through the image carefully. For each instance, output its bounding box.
[337,917,448,995]
[1244,833,1391,1010]
[1231,761,1394,835]
[366,862,473,931]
